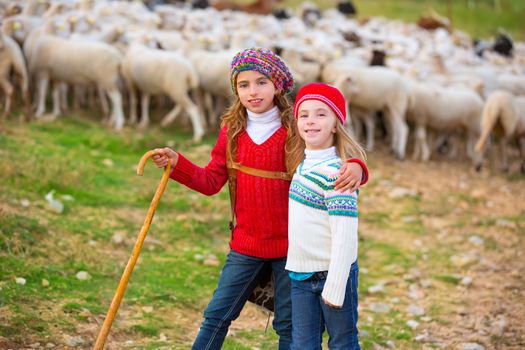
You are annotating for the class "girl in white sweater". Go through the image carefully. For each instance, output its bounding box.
[286,83,366,349]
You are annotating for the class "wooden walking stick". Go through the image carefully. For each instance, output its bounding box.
[93,150,171,350]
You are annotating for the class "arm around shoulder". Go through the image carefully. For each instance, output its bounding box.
[334,158,369,192]
[347,158,369,185]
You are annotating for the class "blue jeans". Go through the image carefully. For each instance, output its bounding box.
[192,249,292,350]
[290,262,360,350]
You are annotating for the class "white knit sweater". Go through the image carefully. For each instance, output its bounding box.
[286,147,359,307]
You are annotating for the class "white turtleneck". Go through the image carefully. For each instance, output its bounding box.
[303,146,337,170]
[246,105,282,145]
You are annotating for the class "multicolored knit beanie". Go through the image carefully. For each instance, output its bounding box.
[293,83,347,125]
[230,47,294,95]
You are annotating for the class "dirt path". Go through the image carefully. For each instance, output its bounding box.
[365,150,524,349]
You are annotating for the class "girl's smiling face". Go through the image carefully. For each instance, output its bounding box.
[236,70,277,114]
[297,99,338,150]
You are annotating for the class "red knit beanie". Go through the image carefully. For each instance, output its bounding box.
[293,83,346,125]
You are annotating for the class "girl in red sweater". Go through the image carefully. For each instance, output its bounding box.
[151,47,368,349]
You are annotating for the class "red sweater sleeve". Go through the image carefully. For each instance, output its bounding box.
[347,158,369,185]
[169,127,229,195]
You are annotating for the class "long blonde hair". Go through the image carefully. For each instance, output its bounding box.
[220,94,303,175]
[335,122,367,163]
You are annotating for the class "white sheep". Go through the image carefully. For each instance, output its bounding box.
[21,0,50,16]
[406,81,484,162]
[28,29,124,129]
[0,31,30,119]
[334,66,410,159]
[121,42,204,142]
[321,55,368,85]
[279,46,322,87]
[185,48,236,129]
[475,90,525,173]
[496,74,525,96]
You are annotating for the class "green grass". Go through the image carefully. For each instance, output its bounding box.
[285,0,525,41]
[433,274,462,285]
[223,0,525,40]
[0,115,229,346]
[360,309,416,348]
[129,323,159,337]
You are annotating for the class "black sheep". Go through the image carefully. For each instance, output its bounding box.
[273,8,291,20]
[337,0,357,16]
[493,32,513,57]
[370,49,386,66]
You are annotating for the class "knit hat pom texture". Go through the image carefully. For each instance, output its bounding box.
[230,47,294,95]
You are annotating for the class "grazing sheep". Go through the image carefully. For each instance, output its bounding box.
[324,58,376,147]
[334,66,410,159]
[0,32,30,119]
[321,55,367,85]
[279,46,322,87]
[370,49,386,66]
[337,1,357,16]
[28,30,124,129]
[273,8,291,20]
[406,81,484,162]
[186,49,235,129]
[475,90,525,173]
[299,2,321,27]
[121,42,204,142]
[493,32,514,57]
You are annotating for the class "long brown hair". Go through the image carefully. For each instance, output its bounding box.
[220,93,304,175]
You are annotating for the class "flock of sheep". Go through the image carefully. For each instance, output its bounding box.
[1,0,524,172]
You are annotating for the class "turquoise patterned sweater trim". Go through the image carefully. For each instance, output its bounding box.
[289,158,358,217]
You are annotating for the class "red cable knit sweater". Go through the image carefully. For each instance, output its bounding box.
[170,126,369,259]
[171,126,290,258]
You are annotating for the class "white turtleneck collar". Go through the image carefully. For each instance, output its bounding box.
[303,146,337,170]
[246,105,282,145]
